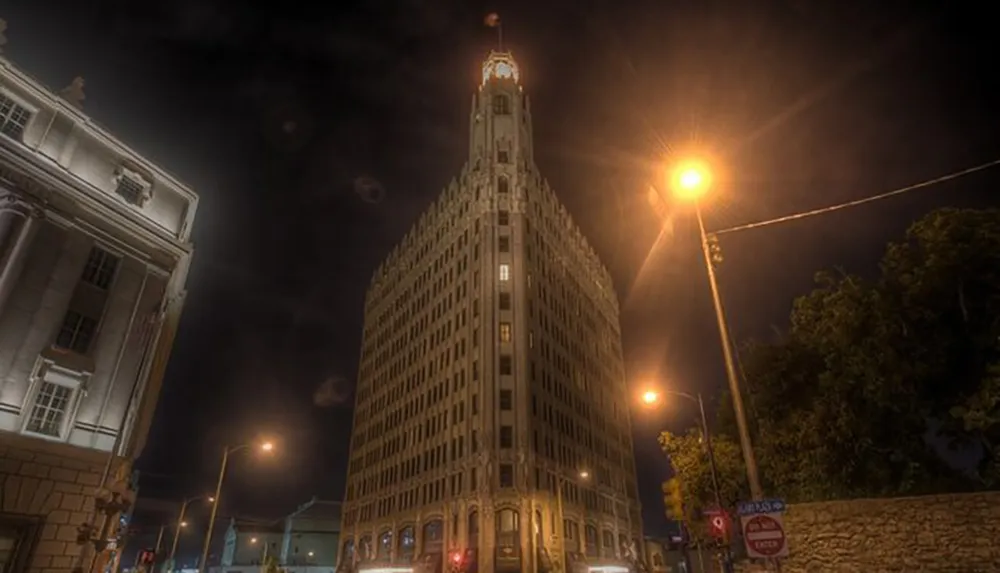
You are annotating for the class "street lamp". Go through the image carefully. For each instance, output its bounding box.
[665,158,763,501]
[551,469,590,573]
[198,441,275,573]
[167,495,212,570]
[643,388,733,573]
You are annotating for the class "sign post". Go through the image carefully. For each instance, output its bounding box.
[737,499,789,562]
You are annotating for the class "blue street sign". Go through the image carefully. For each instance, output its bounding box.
[737,499,786,516]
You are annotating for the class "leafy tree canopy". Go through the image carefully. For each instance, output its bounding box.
[661,208,1000,513]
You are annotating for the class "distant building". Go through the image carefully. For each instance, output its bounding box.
[221,519,284,567]
[339,49,639,573]
[281,498,341,567]
[214,498,341,573]
[0,54,197,573]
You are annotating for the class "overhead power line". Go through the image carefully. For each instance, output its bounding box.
[712,158,1000,237]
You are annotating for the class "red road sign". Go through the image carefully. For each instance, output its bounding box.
[743,514,786,557]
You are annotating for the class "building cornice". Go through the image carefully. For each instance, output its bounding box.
[0,139,192,263]
[0,57,199,207]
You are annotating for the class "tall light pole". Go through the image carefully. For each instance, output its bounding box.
[198,441,274,573]
[167,496,212,571]
[642,389,732,572]
[664,159,763,501]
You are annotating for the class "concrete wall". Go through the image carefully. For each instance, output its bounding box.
[735,492,1000,572]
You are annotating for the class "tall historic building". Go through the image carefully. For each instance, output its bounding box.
[339,51,641,573]
[0,55,197,573]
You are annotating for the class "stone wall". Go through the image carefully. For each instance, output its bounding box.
[0,431,129,573]
[735,492,1000,572]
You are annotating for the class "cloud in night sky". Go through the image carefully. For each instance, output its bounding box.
[313,376,351,408]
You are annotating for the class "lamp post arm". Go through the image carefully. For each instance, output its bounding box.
[199,447,231,573]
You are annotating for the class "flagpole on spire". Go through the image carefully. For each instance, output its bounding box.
[484,13,502,50]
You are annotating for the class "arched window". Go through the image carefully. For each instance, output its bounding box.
[378,530,392,559]
[602,531,615,558]
[497,509,519,532]
[497,175,509,194]
[398,526,415,559]
[468,510,480,547]
[585,524,599,557]
[423,519,444,552]
[342,540,355,564]
[492,95,511,115]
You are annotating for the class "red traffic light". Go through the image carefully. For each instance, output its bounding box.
[708,513,729,538]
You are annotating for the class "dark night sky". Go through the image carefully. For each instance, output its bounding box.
[3,0,999,540]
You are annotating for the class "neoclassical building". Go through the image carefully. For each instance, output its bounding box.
[339,50,641,573]
[0,56,196,573]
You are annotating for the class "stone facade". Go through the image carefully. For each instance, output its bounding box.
[340,50,640,573]
[735,492,1000,572]
[0,431,129,573]
[0,55,196,573]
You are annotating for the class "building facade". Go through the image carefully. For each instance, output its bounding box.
[0,55,197,573]
[214,499,341,573]
[339,51,641,573]
[281,498,340,567]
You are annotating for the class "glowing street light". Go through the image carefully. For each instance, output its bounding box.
[641,390,659,405]
[168,494,213,568]
[578,470,590,480]
[198,440,276,573]
[250,537,259,544]
[662,156,762,501]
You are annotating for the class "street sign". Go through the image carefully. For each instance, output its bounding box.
[736,498,786,516]
[741,514,788,559]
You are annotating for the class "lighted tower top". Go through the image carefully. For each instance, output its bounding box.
[481,50,520,87]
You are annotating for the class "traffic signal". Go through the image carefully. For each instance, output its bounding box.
[707,235,723,266]
[662,478,685,521]
[707,511,730,539]
[138,549,156,565]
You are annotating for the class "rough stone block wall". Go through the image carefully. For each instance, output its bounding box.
[735,492,1000,572]
[0,432,127,573]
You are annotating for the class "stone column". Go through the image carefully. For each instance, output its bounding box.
[0,202,39,319]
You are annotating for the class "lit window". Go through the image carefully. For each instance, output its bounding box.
[499,264,510,281]
[499,322,511,342]
[25,381,73,437]
[0,94,32,141]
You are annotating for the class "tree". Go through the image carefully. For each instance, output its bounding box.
[663,208,1000,507]
[658,429,746,542]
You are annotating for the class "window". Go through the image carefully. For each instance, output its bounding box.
[492,95,511,115]
[497,150,510,164]
[499,292,511,310]
[81,247,119,290]
[499,464,514,487]
[25,381,73,437]
[497,175,509,194]
[498,210,510,225]
[498,236,510,252]
[499,355,512,375]
[499,264,510,281]
[0,94,31,141]
[55,311,98,354]
[499,322,511,342]
[499,426,513,448]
